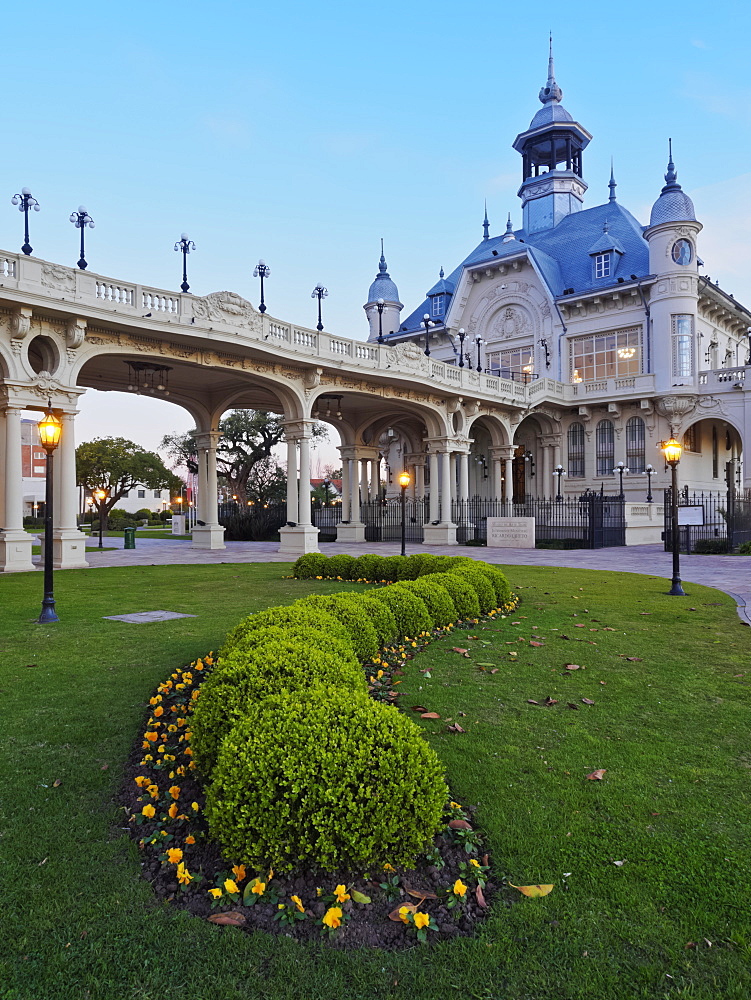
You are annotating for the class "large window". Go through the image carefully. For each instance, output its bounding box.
[672,315,693,378]
[625,416,646,473]
[594,253,612,279]
[486,346,534,378]
[683,424,699,453]
[570,327,641,383]
[595,420,615,476]
[567,422,585,477]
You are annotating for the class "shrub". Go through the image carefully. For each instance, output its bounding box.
[205,688,447,871]
[192,641,365,777]
[692,537,730,554]
[370,586,432,638]
[379,555,404,583]
[347,594,398,647]
[739,541,751,555]
[135,507,152,520]
[414,554,443,577]
[425,555,474,574]
[470,562,513,606]
[325,554,356,579]
[392,578,457,628]
[219,624,356,665]
[448,565,497,613]
[350,553,386,582]
[293,553,330,579]
[220,603,352,658]
[421,571,481,619]
[299,594,380,662]
[395,553,430,581]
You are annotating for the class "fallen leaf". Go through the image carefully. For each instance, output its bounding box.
[351,889,371,904]
[685,941,697,949]
[581,698,595,705]
[420,712,440,719]
[529,641,544,647]
[585,769,607,780]
[451,648,470,655]
[388,903,417,922]
[639,612,652,615]
[449,819,473,831]
[704,938,713,948]
[624,657,643,662]
[100,764,109,771]
[24,664,38,669]
[53,778,62,788]
[207,912,246,926]
[490,669,499,674]
[447,724,466,733]
[476,662,495,667]
[564,664,581,670]
[544,697,559,707]
[405,888,438,901]
[508,883,554,898]
[527,699,540,705]
[613,860,626,867]
[602,627,617,631]
[567,703,579,710]
[458,711,467,717]
[410,706,428,713]
[475,885,488,908]
[38,857,48,866]
[574,624,587,628]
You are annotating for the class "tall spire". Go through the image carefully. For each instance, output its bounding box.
[608,159,617,203]
[662,137,679,191]
[482,201,490,241]
[539,33,563,105]
[502,213,516,242]
[378,237,388,274]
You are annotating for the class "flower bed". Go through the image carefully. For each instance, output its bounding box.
[120,555,518,948]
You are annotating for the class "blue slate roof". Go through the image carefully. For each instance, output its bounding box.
[397,201,650,334]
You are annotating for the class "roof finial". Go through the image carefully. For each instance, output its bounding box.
[439,266,445,279]
[663,137,678,188]
[378,239,388,274]
[539,32,563,105]
[482,200,490,241]
[603,219,609,234]
[502,213,516,242]
[608,158,617,203]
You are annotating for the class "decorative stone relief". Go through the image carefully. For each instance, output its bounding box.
[655,395,697,421]
[192,291,262,335]
[10,308,32,341]
[384,342,429,373]
[65,318,86,350]
[41,264,76,293]
[491,305,532,340]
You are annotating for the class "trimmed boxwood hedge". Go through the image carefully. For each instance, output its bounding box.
[350,553,387,582]
[349,593,398,647]
[205,687,448,871]
[220,604,352,659]
[369,585,433,638]
[392,578,457,628]
[421,571,481,620]
[298,593,380,662]
[291,553,329,579]
[192,639,365,777]
[447,565,497,613]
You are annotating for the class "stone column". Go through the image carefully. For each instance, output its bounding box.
[350,459,360,520]
[340,453,350,521]
[52,411,88,570]
[441,449,454,524]
[541,445,552,498]
[0,406,34,572]
[458,453,470,503]
[285,435,298,525]
[491,456,502,500]
[335,448,366,543]
[504,455,514,507]
[278,419,320,554]
[298,435,312,526]
[359,460,368,505]
[369,458,379,500]
[191,430,226,550]
[428,452,440,522]
[423,444,457,545]
[415,462,424,498]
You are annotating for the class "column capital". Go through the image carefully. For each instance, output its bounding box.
[338,445,380,461]
[282,418,317,441]
[489,445,516,461]
[193,430,222,450]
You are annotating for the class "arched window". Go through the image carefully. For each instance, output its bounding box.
[595,420,615,477]
[625,416,646,473]
[567,423,585,477]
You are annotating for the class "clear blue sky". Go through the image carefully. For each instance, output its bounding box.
[10,0,751,461]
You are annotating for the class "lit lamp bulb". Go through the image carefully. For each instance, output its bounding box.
[398,472,411,489]
[37,406,62,451]
[660,437,682,464]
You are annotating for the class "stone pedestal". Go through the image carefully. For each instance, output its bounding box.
[422,523,457,546]
[0,530,35,573]
[486,516,535,548]
[52,529,90,569]
[278,524,320,556]
[335,522,366,543]
[190,525,226,550]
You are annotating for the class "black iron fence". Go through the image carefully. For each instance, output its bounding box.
[217,501,287,541]
[360,499,428,543]
[663,489,751,552]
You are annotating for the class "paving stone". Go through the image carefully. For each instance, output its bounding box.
[103,610,197,623]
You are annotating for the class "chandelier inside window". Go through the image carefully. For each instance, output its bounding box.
[617,346,636,360]
[125,361,172,395]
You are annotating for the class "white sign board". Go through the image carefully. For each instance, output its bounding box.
[171,514,186,534]
[677,506,704,526]
[486,516,536,548]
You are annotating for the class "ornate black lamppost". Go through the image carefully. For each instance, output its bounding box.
[554,464,566,502]
[398,471,411,557]
[376,298,385,343]
[613,460,629,500]
[539,338,551,369]
[94,488,108,549]
[174,234,195,293]
[475,336,485,372]
[322,477,331,506]
[12,188,40,256]
[311,284,328,331]
[457,328,466,367]
[69,206,95,269]
[660,437,686,596]
[523,450,536,478]
[643,463,654,503]
[254,259,270,313]
[36,404,62,624]
[422,314,433,356]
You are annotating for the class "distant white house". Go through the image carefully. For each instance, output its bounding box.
[80,486,174,516]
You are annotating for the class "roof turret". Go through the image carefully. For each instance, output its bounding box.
[366,241,400,303]
[648,140,696,227]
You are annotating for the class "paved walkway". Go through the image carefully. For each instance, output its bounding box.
[47,536,751,626]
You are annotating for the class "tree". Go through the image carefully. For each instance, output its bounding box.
[244,457,287,505]
[76,437,183,521]
[161,409,328,504]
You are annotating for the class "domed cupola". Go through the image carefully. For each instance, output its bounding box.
[364,242,403,343]
[512,39,592,234]
[648,140,696,227]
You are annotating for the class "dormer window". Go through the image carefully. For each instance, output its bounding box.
[431,295,444,318]
[594,253,611,279]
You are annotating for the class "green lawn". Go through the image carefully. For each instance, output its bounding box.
[0,562,749,1000]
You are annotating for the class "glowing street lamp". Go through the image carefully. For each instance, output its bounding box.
[93,488,108,549]
[36,404,62,623]
[659,437,685,596]
[398,471,411,557]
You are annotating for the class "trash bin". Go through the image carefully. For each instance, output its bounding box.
[123,526,136,549]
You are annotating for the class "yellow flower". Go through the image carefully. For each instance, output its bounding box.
[169,785,181,800]
[134,776,149,788]
[168,803,178,819]
[223,879,239,895]
[322,906,343,929]
[291,894,305,913]
[469,859,481,868]
[251,880,266,896]
[185,835,196,845]
[144,731,158,742]
[383,863,396,873]
[398,906,411,924]
[333,884,350,903]
[191,801,199,812]
[166,848,183,864]
[453,879,467,897]
[153,706,164,717]
[450,801,462,809]
[232,864,246,882]
[147,784,159,799]
[413,911,430,930]
[141,804,156,819]
[208,888,222,899]
[176,862,193,885]
[315,887,322,897]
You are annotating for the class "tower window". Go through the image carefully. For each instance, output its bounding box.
[672,315,693,378]
[594,253,611,279]
[431,295,444,318]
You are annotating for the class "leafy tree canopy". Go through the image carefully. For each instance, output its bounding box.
[76,437,183,517]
